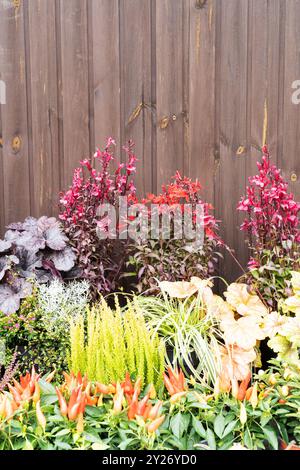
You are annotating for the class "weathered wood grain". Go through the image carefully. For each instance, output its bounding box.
[0,1,31,229]
[26,0,60,216]
[59,0,90,187]
[282,0,300,200]
[119,0,153,196]
[91,0,121,159]
[155,0,185,190]
[216,0,249,282]
[0,0,299,279]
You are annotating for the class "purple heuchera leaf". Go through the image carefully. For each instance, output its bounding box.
[0,278,32,315]
[45,225,67,251]
[15,247,43,278]
[0,240,12,253]
[0,215,77,311]
[37,216,57,232]
[0,286,21,314]
[48,246,76,272]
[0,255,19,281]
[4,230,20,243]
[14,230,46,254]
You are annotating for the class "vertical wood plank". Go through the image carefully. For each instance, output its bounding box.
[247,0,281,173]
[27,0,60,217]
[187,0,216,204]
[0,103,4,235]
[59,0,90,187]
[282,0,300,200]
[119,0,153,196]
[216,0,249,281]
[155,0,185,190]
[0,2,31,226]
[91,0,121,158]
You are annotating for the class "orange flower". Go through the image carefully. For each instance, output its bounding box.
[136,394,150,417]
[96,383,116,395]
[32,382,41,404]
[146,415,165,434]
[127,389,139,420]
[164,367,186,396]
[55,387,68,417]
[236,372,251,401]
[113,383,124,415]
[36,400,46,431]
[148,401,163,421]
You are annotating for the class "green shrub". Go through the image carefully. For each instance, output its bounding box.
[69,297,165,389]
[0,293,69,375]
[0,280,91,376]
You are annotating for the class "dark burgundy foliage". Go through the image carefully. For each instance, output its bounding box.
[238,146,300,267]
[238,146,300,308]
[59,138,137,296]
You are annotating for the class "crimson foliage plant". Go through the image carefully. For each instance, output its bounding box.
[238,146,300,307]
[59,138,137,296]
[128,172,222,294]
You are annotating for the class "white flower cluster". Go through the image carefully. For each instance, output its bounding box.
[37,279,90,336]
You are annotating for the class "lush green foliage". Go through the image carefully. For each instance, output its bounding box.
[0,294,69,376]
[0,362,299,450]
[134,289,222,386]
[69,297,165,389]
[267,271,300,368]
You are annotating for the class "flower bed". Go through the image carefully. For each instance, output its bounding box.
[0,142,299,451]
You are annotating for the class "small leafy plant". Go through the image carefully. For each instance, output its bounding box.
[0,216,76,314]
[0,363,297,450]
[135,278,223,386]
[0,292,69,375]
[266,271,300,369]
[128,172,221,294]
[38,279,90,336]
[69,297,165,389]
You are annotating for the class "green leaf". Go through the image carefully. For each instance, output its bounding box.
[55,440,72,450]
[222,420,238,438]
[244,427,252,449]
[170,413,190,439]
[22,440,34,451]
[206,428,216,450]
[41,394,58,406]
[38,378,56,395]
[83,431,105,444]
[260,411,272,427]
[55,429,70,437]
[214,414,226,439]
[119,438,138,450]
[192,416,206,438]
[85,405,105,418]
[276,420,289,444]
[263,426,279,450]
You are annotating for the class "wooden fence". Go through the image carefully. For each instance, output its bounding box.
[0,0,299,280]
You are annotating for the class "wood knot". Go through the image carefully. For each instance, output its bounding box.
[12,135,21,153]
[195,0,208,9]
[291,173,298,183]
